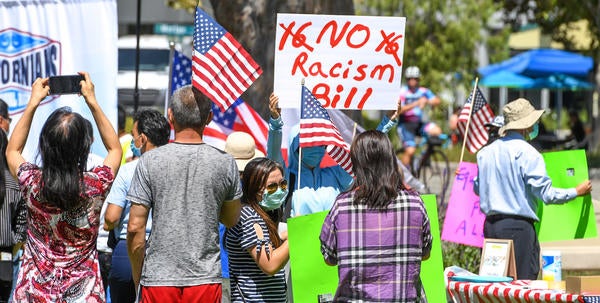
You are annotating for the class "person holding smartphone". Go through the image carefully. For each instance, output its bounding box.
[7,72,121,302]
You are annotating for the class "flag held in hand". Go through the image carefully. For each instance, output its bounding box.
[192,7,262,111]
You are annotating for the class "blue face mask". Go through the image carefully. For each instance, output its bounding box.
[259,188,288,211]
[130,139,142,157]
[528,123,539,140]
[301,146,326,168]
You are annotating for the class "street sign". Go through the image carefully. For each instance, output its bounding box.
[154,23,193,36]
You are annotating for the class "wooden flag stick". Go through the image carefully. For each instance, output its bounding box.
[458,77,480,170]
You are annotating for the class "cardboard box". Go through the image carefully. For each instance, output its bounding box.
[566,276,600,294]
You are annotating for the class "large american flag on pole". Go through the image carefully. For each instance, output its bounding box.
[191,6,262,111]
[457,87,495,153]
[300,85,353,175]
[169,49,267,152]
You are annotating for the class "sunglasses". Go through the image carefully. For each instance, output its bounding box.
[266,179,288,194]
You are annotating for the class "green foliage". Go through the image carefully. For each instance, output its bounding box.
[499,0,600,59]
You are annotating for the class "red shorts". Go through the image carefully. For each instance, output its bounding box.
[140,283,222,303]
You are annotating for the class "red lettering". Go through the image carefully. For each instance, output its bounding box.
[329,63,342,77]
[346,24,370,48]
[312,83,331,108]
[370,64,395,83]
[342,60,352,78]
[278,21,314,52]
[353,64,368,81]
[356,87,372,109]
[291,52,309,77]
[309,62,328,78]
[316,21,351,47]
[330,84,344,108]
[375,30,403,66]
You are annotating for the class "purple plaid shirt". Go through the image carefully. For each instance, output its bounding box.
[320,189,432,302]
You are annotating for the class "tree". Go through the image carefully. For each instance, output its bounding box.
[499,0,600,57]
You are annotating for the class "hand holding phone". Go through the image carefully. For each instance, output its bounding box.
[48,75,84,95]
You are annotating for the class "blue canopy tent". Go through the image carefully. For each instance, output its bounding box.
[478,48,594,78]
[479,70,536,88]
[478,49,596,129]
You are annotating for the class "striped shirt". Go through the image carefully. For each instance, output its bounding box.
[320,189,432,302]
[225,205,286,302]
[0,169,26,248]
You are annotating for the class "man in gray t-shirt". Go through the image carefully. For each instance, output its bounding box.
[127,85,242,302]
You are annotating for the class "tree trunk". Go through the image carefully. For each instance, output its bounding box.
[210,0,356,121]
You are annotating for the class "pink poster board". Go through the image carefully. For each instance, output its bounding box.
[441,162,485,247]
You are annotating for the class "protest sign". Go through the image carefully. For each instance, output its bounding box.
[0,0,118,159]
[274,13,405,110]
[441,162,485,247]
[288,195,444,302]
[421,194,446,303]
[288,211,337,303]
[536,149,597,241]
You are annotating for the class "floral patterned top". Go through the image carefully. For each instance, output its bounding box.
[12,162,114,303]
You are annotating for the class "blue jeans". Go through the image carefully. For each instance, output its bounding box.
[109,241,135,303]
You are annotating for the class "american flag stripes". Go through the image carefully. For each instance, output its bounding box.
[457,87,495,153]
[191,7,262,111]
[300,85,353,175]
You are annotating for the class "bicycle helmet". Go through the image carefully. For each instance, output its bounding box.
[404,66,421,79]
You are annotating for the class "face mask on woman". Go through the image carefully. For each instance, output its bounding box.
[258,180,288,210]
[528,123,539,140]
[130,139,142,157]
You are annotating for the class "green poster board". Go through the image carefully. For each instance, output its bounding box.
[420,194,446,303]
[536,149,597,241]
[288,195,446,302]
[288,211,337,303]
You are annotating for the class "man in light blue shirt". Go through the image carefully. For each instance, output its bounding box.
[104,109,170,302]
[475,98,591,280]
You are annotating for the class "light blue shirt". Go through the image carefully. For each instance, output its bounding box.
[266,116,353,216]
[106,159,152,239]
[475,131,577,221]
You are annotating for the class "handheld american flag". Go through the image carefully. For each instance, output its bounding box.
[300,85,353,175]
[457,87,495,153]
[192,6,262,111]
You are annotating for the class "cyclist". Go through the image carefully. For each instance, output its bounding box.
[396,66,441,168]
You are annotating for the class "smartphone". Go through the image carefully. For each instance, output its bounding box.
[49,75,84,95]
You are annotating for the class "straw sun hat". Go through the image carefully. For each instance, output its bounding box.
[498,98,545,136]
[224,131,264,172]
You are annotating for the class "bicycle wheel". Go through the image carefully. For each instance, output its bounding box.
[418,149,450,212]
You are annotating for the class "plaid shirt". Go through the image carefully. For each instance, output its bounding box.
[320,189,432,302]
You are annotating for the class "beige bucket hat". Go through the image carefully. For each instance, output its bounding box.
[224,131,265,172]
[498,98,545,136]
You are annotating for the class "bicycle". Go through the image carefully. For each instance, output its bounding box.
[411,133,451,211]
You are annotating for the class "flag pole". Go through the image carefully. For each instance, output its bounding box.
[165,41,175,117]
[297,78,305,192]
[352,122,357,140]
[458,77,479,168]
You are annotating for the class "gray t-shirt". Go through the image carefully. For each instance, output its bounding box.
[127,143,242,287]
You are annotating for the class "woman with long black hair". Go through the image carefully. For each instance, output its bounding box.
[7,72,121,302]
[320,130,432,302]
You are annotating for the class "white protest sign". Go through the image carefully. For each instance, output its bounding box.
[274,13,405,110]
[0,0,118,160]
